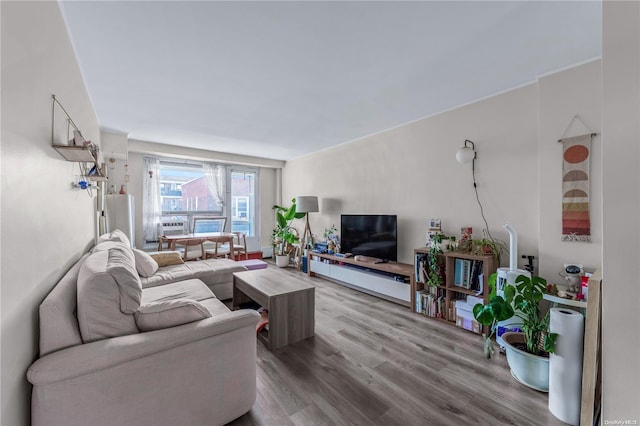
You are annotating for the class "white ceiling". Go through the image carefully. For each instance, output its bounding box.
[60,1,601,161]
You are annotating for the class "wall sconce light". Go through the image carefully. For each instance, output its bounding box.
[456,139,476,164]
[455,138,498,252]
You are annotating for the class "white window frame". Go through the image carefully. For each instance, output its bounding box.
[228,167,259,248]
[145,159,259,248]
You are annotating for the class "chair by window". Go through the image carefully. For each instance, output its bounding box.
[192,216,227,233]
[231,232,248,260]
[203,235,233,260]
[176,238,205,261]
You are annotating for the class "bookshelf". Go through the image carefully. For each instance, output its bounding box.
[413,248,498,333]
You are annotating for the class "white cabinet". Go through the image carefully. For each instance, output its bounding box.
[309,255,412,305]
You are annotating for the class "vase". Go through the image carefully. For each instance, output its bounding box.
[502,332,550,392]
[275,254,289,268]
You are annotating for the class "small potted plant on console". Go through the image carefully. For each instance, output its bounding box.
[473,273,557,391]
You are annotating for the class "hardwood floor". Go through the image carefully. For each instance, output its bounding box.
[228,264,563,426]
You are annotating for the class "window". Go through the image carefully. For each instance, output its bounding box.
[143,158,258,245]
[230,170,256,236]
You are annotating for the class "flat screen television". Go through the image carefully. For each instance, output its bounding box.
[340,214,397,262]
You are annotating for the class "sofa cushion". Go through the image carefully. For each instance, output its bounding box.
[141,278,215,305]
[140,258,247,296]
[133,249,159,277]
[134,299,212,332]
[107,246,142,314]
[77,251,139,343]
[39,253,90,356]
[97,229,131,247]
[198,297,232,317]
[150,251,184,267]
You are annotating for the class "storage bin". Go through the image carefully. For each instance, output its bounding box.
[455,300,481,334]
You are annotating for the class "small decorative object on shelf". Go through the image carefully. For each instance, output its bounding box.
[461,226,473,240]
[426,218,442,245]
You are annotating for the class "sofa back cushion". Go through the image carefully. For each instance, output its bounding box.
[133,248,159,277]
[97,229,132,248]
[134,299,212,332]
[38,253,89,356]
[107,245,143,313]
[77,248,141,343]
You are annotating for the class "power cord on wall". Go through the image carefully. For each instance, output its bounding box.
[470,148,498,249]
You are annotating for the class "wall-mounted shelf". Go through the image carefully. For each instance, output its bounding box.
[51,94,107,181]
[52,144,98,162]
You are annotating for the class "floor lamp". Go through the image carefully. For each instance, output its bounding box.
[295,196,319,248]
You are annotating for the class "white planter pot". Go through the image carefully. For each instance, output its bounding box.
[502,332,549,392]
[275,254,289,268]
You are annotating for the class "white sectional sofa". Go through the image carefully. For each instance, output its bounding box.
[27,230,259,426]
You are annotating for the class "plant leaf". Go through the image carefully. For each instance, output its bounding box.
[544,332,558,353]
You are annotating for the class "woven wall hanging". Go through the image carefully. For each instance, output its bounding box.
[559,133,594,242]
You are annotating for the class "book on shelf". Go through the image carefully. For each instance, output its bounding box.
[470,260,484,291]
[416,287,446,318]
[415,290,425,313]
[415,253,432,284]
[454,258,472,289]
[448,299,457,322]
[453,258,485,290]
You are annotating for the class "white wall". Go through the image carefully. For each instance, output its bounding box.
[284,83,544,270]
[537,60,602,280]
[101,130,129,196]
[602,0,640,420]
[0,2,101,425]
[259,167,278,254]
[284,62,603,279]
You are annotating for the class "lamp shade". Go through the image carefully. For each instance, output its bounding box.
[456,146,476,164]
[295,196,319,213]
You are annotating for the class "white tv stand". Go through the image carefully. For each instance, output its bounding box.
[307,252,414,307]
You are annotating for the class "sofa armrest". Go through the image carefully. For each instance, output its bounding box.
[28,309,259,385]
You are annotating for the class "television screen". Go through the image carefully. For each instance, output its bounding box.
[340,214,397,262]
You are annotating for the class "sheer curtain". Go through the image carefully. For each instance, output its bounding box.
[205,163,226,212]
[143,156,162,243]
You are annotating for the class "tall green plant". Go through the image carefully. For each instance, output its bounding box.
[272,199,305,255]
[473,274,515,338]
[473,273,557,357]
[511,274,557,354]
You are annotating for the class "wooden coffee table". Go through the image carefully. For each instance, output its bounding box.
[232,269,315,350]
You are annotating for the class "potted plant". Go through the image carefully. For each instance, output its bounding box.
[272,200,305,267]
[425,234,447,287]
[324,225,338,254]
[471,234,507,262]
[470,274,515,359]
[473,273,557,391]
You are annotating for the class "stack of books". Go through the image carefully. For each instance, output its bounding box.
[415,286,446,319]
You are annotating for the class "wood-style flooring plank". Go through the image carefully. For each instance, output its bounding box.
[227,264,563,426]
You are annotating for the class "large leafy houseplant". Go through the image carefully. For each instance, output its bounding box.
[473,273,557,358]
[272,199,305,256]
